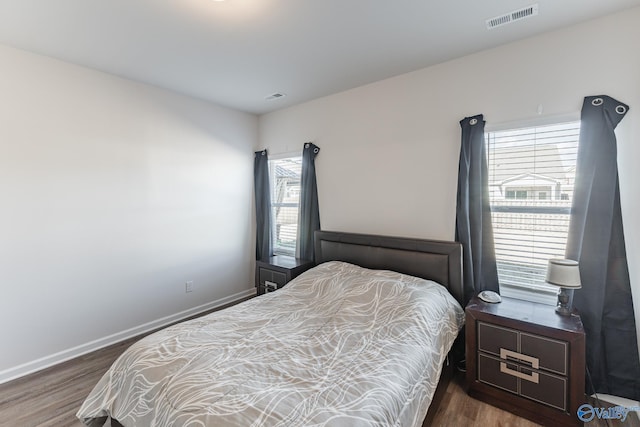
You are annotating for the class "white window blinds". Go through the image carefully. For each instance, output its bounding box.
[486,121,580,298]
[269,156,302,256]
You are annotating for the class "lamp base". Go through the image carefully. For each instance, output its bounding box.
[555,287,573,316]
[555,305,573,316]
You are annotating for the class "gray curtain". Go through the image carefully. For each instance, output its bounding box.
[297,143,320,261]
[254,149,272,260]
[455,114,499,305]
[566,95,640,400]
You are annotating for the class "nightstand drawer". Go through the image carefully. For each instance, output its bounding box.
[478,322,567,375]
[478,353,518,394]
[520,367,567,411]
[521,332,567,375]
[478,322,518,356]
[258,268,287,287]
[478,353,567,411]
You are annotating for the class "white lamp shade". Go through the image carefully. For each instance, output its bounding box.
[546,259,581,289]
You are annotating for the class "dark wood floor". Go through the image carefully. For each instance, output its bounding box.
[0,337,135,427]
[431,371,640,427]
[1,302,638,426]
[0,297,254,427]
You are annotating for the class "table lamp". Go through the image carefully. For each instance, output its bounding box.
[545,259,581,316]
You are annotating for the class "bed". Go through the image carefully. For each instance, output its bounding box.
[77,231,465,427]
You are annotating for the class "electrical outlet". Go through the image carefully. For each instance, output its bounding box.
[185,281,193,293]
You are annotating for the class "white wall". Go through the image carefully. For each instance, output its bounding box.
[0,44,258,381]
[259,8,640,350]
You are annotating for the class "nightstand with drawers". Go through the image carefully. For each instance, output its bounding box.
[466,296,585,426]
[255,256,314,295]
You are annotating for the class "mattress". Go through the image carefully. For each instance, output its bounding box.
[77,261,464,427]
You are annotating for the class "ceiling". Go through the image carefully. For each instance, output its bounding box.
[0,0,639,115]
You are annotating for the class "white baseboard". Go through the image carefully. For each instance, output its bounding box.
[0,288,256,385]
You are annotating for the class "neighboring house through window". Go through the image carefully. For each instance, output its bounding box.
[269,156,302,256]
[486,120,580,304]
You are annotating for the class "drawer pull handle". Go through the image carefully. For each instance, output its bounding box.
[499,349,540,384]
[500,362,540,383]
[264,281,278,292]
[500,349,539,369]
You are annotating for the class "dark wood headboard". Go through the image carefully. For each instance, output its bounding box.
[314,230,464,306]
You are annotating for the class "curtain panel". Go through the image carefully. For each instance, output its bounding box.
[455,114,499,305]
[297,143,320,261]
[254,149,272,261]
[567,95,640,400]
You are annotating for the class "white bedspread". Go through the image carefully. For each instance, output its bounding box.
[77,261,464,427]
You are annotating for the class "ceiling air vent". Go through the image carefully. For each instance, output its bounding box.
[265,93,286,101]
[486,4,538,30]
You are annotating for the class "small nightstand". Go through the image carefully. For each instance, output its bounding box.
[466,296,585,427]
[255,256,314,295]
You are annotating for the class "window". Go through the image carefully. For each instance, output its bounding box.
[486,121,580,304]
[269,156,302,256]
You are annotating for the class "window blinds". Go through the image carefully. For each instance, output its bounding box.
[269,157,302,256]
[486,121,580,292]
